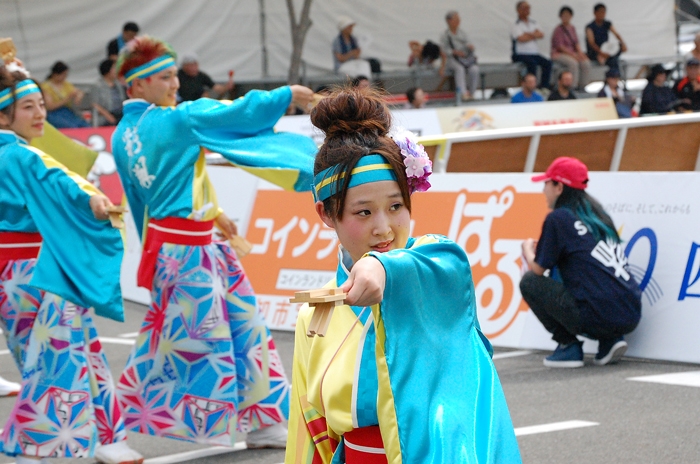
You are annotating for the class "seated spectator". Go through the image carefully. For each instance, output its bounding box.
[551,6,591,89]
[107,22,139,59]
[640,64,676,115]
[548,71,577,101]
[332,17,374,78]
[511,73,544,103]
[511,1,552,89]
[41,61,88,128]
[441,11,480,100]
[92,59,126,126]
[405,87,426,109]
[673,58,700,112]
[408,40,446,73]
[521,157,641,368]
[597,68,634,118]
[351,75,371,90]
[686,32,700,63]
[586,3,627,70]
[177,54,234,101]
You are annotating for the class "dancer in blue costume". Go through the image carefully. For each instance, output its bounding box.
[0,65,143,464]
[111,36,317,448]
[286,88,521,464]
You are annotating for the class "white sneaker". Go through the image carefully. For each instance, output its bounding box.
[0,375,21,397]
[94,441,144,464]
[245,422,288,449]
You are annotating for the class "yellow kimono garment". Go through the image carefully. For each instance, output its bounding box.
[285,236,522,464]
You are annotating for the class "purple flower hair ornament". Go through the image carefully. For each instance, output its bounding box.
[391,129,432,194]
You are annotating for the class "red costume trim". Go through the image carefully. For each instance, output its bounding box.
[137,217,214,290]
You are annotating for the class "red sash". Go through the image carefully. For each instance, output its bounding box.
[0,232,43,270]
[137,217,214,290]
[344,426,387,464]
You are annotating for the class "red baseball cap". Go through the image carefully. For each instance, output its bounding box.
[531,157,589,189]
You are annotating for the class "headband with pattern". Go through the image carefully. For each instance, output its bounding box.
[312,154,398,202]
[124,55,175,87]
[0,79,40,110]
[312,135,433,202]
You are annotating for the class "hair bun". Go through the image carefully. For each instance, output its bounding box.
[311,88,391,140]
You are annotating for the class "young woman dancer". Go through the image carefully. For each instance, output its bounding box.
[111,36,317,448]
[0,67,142,464]
[521,157,642,368]
[285,88,521,464]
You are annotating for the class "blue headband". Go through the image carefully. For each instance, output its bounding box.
[0,80,41,111]
[312,154,398,202]
[124,55,175,86]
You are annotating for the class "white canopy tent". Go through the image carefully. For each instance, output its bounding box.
[0,0,677,84]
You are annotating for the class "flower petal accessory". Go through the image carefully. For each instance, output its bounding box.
[392,131,432,194]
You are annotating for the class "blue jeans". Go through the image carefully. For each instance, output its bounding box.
[512,54,553,88]
[46,107,89,129]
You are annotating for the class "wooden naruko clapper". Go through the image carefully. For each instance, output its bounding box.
[105,205,128,229]
[289,288,347,337]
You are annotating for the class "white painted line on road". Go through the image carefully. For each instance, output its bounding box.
[119,331,140,338]
[514,420,599,436]
[628,370,700,388]
[143,442,246,464]
[0,349,9,356]
[99,337,136,346]
[492,350,533,360]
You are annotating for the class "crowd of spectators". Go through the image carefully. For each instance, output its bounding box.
[44,20,242,128]
[39,6,700,127]
[399,2,630,108]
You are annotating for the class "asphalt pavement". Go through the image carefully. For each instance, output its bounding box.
[1,300,699,464]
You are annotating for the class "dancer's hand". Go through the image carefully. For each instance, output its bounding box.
[89,195,112,220]
[340,257,386,307]
[290,85,314,108]
[215,212,238,240]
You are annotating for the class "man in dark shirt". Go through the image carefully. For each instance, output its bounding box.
[673,58,700,112]
[107,22,139,60]
[548,71,577,101]
[585,3,627,70]
[177,54,233,102]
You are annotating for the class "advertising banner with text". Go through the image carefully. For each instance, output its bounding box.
[230,172,700,364]
[78,132,699,363]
